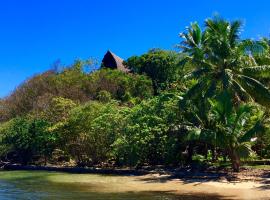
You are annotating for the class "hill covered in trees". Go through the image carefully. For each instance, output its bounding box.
[0,16,270,172]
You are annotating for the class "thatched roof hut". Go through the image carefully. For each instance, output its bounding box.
[101,50,129,72]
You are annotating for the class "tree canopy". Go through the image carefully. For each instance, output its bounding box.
[0,16,270,172]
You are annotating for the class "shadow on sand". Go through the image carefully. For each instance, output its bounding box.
[138,171,239,184]
[257,170,270,190]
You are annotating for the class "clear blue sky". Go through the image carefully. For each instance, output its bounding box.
[0,0,270,97]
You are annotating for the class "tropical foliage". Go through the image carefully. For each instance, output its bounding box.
[0,16,270,172]
[125,49,182,93]
[180,17,270,107]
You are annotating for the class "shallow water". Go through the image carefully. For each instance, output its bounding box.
[0,170,236,200]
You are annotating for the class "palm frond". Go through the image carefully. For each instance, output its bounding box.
[215,130,228,147]
[229,20,242,47]
[231,78,252,101]
[180,22,202,49]
[231,104,252,135]
[239,120,264,143]
[205,16,229,35]
[185,127,201,141]
[182,78,210,100]
[201,130,216,142]
[204,80,217,98]
[183,68,210,79]
[190,22,202,46]
[236,142,255,159]
[217,91,233,118]
[185,127,216,144]
[236,75,270,107]
[239,40,268,56]
[240,66,270,79]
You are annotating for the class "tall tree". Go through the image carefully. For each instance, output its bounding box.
[180,17,270,107]
[125,49,181,93]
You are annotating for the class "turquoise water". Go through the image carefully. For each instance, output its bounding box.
[0,170,222,200]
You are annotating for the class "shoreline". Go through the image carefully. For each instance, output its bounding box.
[1,164,270,199]
[2,164,149,175]
[2,163,269,181]
[1,166,270,200]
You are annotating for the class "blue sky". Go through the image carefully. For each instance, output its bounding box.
[0,0,270,97]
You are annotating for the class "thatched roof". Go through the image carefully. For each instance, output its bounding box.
[101,50,130,72]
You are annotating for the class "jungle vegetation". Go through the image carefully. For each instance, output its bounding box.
[0,16,270,172]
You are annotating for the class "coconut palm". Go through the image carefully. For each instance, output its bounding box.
[208,92,265,171]
[185,92,265,171]
[179,17,270,107]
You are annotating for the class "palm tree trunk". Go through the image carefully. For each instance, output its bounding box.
[229,149,240,172]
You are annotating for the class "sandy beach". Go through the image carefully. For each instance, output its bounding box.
[0,169,269,199]
[132,173,270,200]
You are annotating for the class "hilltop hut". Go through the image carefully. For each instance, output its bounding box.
[101,50,130,72]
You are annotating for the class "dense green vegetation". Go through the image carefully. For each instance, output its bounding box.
[0,16,270,172]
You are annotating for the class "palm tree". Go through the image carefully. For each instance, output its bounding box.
[209,92,265,171]
[179,16,270,107]
[185,92,265,172]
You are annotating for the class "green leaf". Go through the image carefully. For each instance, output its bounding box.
[240,66,270,79]
[239,120,264,143]
[236,142,254,159]
[236,75,270,107]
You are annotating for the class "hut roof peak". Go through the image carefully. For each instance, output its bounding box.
[102,50,129,72]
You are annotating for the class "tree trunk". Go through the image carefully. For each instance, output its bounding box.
[229,150,240,172]
[204,144,208,160]
[211,147,217,162]
[187,144,193,164]
[44,156,47,166]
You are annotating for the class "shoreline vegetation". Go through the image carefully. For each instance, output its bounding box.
[0,15,270,199]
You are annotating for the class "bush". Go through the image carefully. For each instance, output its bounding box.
[112,93,182,166]
[0,117,57,164]
[56,101,125,166]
